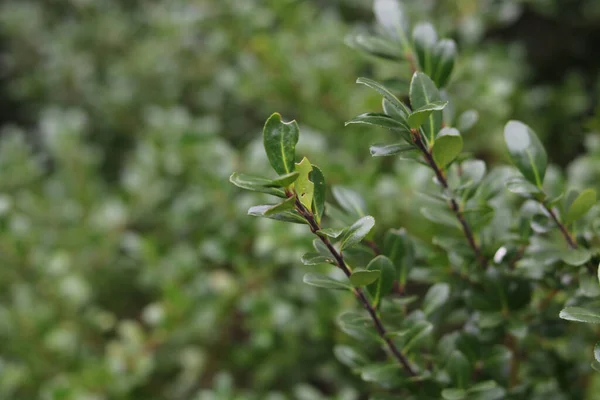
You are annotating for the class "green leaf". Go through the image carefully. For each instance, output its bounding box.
[263,196,296,216]
[422,283,450,315]
[345,113,410,135]
[457,110,478,132]
[345,32,403,61]
[333,345,368,369]
[421,207,460,229]
[412,23,438,76]
[374,0,407,40]
[460,159,486,186]
[317,227,346,239]
[366,255,396,306]
[360,363,406,388]
[356,77,411,119]
[431,39,457,88]
[350,269,381,287]
[560,248,592,266]
[370,143,416,157]
[302,273,351,290]
[559,306,600,324]
[432,127,463,168]
[341,216,376,250]
[446,350,472,389]
[594,342,600,363]
[229,172,286,198]
[409,72,442,142]
[402,320,433,353]
[338,312,377,341]
[441,389,466,400]
[580,269,600,297]
[270,172,300,188]
[247,205,306,224]
[504,120,548,188]
[384,229,414,286]
[407,101,448,129]
[332,186,367,217]
[263,113,299,175]
[301,252,335,266]
[310,165,326,223]
[505,177,543,198]
[294,157,314,210]
[565,188,597,224]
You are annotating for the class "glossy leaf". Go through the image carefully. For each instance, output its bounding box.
[560,248,592,266]
[294,157,314,210]
[247,205,306,224]
[559,306,600,324]
[263,113,299,175]
[504,120,547,188]
[366,255,396,306]
[423,283,450,315]
[332,186,367,217]
[350,269,381,287]
[373,0,407,40]
[229,172,286,198]
[431,39,457,88]
[565,188,597,224]
[407,101,448,129]
[317,227,346,239]
[310,165,326,223]
[301,252,335,266]
[432,127,463,168]
[302,273,351,290]
[341,216,376,250]
[409,72,442,142]
[263,196,296,216]
[412,23,437,74]
[270,172,300,188]
[356,77,411,118]
[370,143,416,157]
[345,113,410,134]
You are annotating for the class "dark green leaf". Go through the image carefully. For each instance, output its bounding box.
[302,273,351,290]
[409,72,442,142]
[407,101,448,129]
[263,196,296,216]
[559,306,600,324]
[332,186,367,217]
[229,172,286,198]
[345,113,410,134]
[370,143,416,157]
[402,320,433,353]
[432,127,463,168]
[431,39,457,88]
[356,77,411,118]
[384,229,414,287]
[270,172,300,188]
[504,120,547,188]
[341,216,376,250]
[446,350,472,389]
[423,283,450,315]
[263,113,299,175]
[441,389,466,400]
[560,248,592,266]
[310,165,326,223]
[366,255,396,306]
[248,205,306,224]
[338,312,377,341]
[360,363,406,388]
[317,227,346,238]
[301,252,335,266]
[412,23,438,75]
[350,269,381,287]
[565,188,597,224]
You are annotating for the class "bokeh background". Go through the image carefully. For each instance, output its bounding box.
[1,0,600,399]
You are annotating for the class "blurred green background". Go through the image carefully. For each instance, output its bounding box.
[1,0,600,399]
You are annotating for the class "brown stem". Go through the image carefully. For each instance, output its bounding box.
[365,239,382,255]
[413,133,488,268]
[542,204,577,249]
[292,195,417,377]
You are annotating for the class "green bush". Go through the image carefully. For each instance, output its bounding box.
[1,0,600,399]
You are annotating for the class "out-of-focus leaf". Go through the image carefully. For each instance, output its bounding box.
[504,120,547,188]
[565,188,597,224]
[423,283,450,315]
[366,255,396,306]
[341,216,376,250]
[332,186,367,217]
[303,273,351,290]
[370,143,416,157]
[559,306,600,324]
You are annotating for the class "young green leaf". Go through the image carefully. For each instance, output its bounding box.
[248,205,306,224]
[349,269,381,287]
[370,143,417,157]
[332,186,367,217]
[366,255,396,306]
[303,273,352,290]
[356,77,411,118]
[310,165,326,223]
[294,157,314,210]
[422,283,450,315]
[559,306,600,324]
[345,112,410,134]
[409,72,442,142]
[264,196,296,216]
[270,171,300,188]
[432,127,463,168]
[341,216,376,250]
[565,188,597,224]
[407,101,448,129]
[560,248,592,266]
[504,120,548,188]
[301,252,335,266]
[229,172,286,198]
[317,227,346,239]
[431,39,457,88]
[263,113,299,175]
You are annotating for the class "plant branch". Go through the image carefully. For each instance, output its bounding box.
[291,195,417,377]
[413,132,488,268]
[542,203,577,249]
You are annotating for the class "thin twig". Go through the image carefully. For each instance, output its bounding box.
[542,204,577,249]
[292,195,417,377]
[412,132,487,268]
